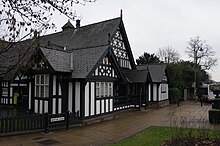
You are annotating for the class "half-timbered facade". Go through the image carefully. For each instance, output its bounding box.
[137,64,169,106]
[0,16,169,122]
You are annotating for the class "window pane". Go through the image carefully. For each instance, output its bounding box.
[2,88,8,96]
[109,83,113,96]
[45,75,49,84]
[41,86,44,97]
[36,75,40,84]
[41,75,44,84]
[100,83,104,97]
[36,86,39,97]
[105,83,108,96]
[96,83,100,97]
[45,86,49,97]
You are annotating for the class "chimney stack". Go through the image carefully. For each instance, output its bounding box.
[76,19,80,28]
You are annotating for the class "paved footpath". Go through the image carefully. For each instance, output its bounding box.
[0,101,216,146]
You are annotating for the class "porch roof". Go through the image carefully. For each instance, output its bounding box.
[39,45,109,78]
[124,70,148,83]
[40,47,71,73]
[137,64,167,83]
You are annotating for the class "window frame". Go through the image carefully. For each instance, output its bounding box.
[96,82,113,98]
[35,74,49,98]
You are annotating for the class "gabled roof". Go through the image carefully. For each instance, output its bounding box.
[124,70,148,83]
[40,17,122,50]
[40,47,71,73]
[71,46,108,79]
[0,17,135,80]
[137,64,167,83]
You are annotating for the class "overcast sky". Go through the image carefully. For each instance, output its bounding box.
[50,0,220,81]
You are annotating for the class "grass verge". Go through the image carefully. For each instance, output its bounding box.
[106,126,220,146]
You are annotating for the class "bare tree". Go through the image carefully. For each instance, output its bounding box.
[186,36,217,70]
[157,46,180,64]
[0,0,96,77]
[0,0,96,42]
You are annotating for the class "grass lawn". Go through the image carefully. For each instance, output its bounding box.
[106,126,220,146]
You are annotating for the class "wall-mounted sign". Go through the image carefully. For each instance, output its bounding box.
[50,116,65,123]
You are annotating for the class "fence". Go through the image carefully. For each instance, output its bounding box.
[0,111,80,135]
[113,95,146,109]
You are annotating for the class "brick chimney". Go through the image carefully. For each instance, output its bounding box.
[76,19,80,28]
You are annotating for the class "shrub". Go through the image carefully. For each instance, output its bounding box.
[169,88,180,103]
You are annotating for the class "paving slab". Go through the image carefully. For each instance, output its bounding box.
[0,101,217,146]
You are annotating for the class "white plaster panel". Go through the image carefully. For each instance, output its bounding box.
[85,83,89,117]
[35,100,38,113]
[52,98,56,114]
[58,98,62,114]
[91,82,95,116]
[68,82,73,112]
[96,100,100,115]
[75,82,80,113]
[53,75,56,95]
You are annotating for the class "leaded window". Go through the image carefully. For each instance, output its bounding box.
[35,74,49,98]
[161,83,167,93]
[96,82,113,98]
[1,82,8,97]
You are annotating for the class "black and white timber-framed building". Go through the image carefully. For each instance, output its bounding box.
[0,16,169,121]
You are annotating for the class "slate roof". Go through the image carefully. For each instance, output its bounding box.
[0,17,131,80]
[0,40,36,80]
[71,46,108,78]
[40,17,121,50]
[137,64,167,83]
[40,47,71,73]
[124,70,148,83]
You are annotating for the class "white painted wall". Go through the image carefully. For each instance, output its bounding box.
[75,82,80,113]
[110,99,113,112]
[153,84,157,101]
[85,83,89,117]
[91,82,95,116]
[68,82,73,112]
[44,101,48,113]
[58,98,62,114]
[96,100,100,114]
[52,98,56,114]
[148,84,151,101]
[53,75,56,96]
[35,100,38,113]
[101,99,105,113]
[158,84,161,101]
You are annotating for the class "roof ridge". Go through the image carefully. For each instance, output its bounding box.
[40,46,71,53]
[78,17,121,29]
[72,44,110,51]
[40,17,121,38]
